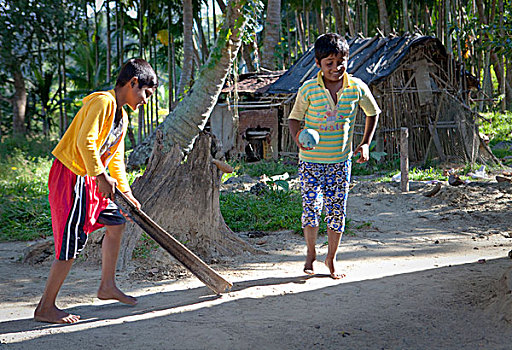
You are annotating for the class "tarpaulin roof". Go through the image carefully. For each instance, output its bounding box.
[266,34,446,94]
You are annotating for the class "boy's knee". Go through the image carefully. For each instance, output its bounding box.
[105,223,126,236]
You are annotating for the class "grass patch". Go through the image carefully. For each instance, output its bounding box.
[0,137,56,241]
[379,167,448,182]
[220,189,304,233]
[479,111,512,164]
[132,232,160,259]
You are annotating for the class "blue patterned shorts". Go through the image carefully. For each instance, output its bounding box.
[298,159,351,234]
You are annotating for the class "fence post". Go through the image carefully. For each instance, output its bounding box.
[400,127,409,192]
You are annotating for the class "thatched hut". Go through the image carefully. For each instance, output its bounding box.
[211,34,494,164]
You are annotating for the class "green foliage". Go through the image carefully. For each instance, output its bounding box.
[479,111,512,144]
[479,111,512,164]
[351,156,400,176]
[0,137,56,241]
[220,189,304,233]
[220,158,332,235]
[207,0,263,68]
[132,232,160,259]
[379,167,447,182]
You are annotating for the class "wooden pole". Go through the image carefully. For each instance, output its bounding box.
[400,127,409,192]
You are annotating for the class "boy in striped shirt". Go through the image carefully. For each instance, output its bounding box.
[34,59,157,324]
[288,33,380,279]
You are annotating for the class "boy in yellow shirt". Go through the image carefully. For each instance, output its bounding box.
[34,58,157,324]
[288,33,380,279]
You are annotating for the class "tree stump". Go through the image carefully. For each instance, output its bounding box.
[118,132,256,269]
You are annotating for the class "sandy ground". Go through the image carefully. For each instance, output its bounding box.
[1,177,512,349]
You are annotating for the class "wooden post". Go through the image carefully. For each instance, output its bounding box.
[400,127,409,192]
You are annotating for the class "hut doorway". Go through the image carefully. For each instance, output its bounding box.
[244,127,272,162]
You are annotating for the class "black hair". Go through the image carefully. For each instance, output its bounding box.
[314,33,349,62]
[116,58,158,88]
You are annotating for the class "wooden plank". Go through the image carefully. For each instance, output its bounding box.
[114,191,233,295]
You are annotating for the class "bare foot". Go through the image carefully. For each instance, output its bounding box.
[324,259,346,280]
[97,285,138,305]
[34,305,80,324]
[304,255,316,275]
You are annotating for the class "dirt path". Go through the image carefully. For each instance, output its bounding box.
[1,180,512,349]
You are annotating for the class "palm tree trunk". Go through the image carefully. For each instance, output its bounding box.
[261,0,281,70]
[242,43,256,72]
[296,10,306,54]
[168,5,174,109]
[115,0,120,69]
[212,0,217,40]
[176,0,194,98]
[57,40,64,135]
[106,0,111,83]
[11,66,27,136]
[119,0,124,66]
[62,29,68,128]
[330,0,344,35]
[498,0,505,111]
[194,11,210,62]
[402,0,409,33]
[84,0,91,83]
[316,6,325,35]
[119,0,256,268]
[94,4,99,72]
[507,58,512,110]
[376,0,391,35]
[345,0,355,36]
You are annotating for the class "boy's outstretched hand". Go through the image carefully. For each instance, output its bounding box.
[354,143,370,163]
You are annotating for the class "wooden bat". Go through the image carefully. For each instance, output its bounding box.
[212,159,234,173]
[114,190,233,295]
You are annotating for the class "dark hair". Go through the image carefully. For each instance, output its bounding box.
[116,58,158,88]
[314,33,349,62]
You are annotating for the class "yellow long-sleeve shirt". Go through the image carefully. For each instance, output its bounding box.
[52,90,131,193]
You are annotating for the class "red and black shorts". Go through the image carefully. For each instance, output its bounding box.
[48,159,126,260]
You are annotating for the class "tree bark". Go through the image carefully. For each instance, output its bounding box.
[119,0,124,66]
[119,133,256,269]
[106,0,111,83]
[261,0,281,70]
[316,5,325,35]
[11,66,27,136]
[330,0,344,35]
[176,0,194,98]
[120,0,256,267]
[242,43,256,72]
[402,0,409,33]
[376,0,391,35]
[168,5,174,109]
[475,0,512,106]
[345,1,355,36]
[194,11,210,63]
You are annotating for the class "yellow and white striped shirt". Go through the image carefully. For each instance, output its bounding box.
[289,72,381,163]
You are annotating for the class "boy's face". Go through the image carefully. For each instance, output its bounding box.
[316,53,348,84]
[126,77,156,111]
